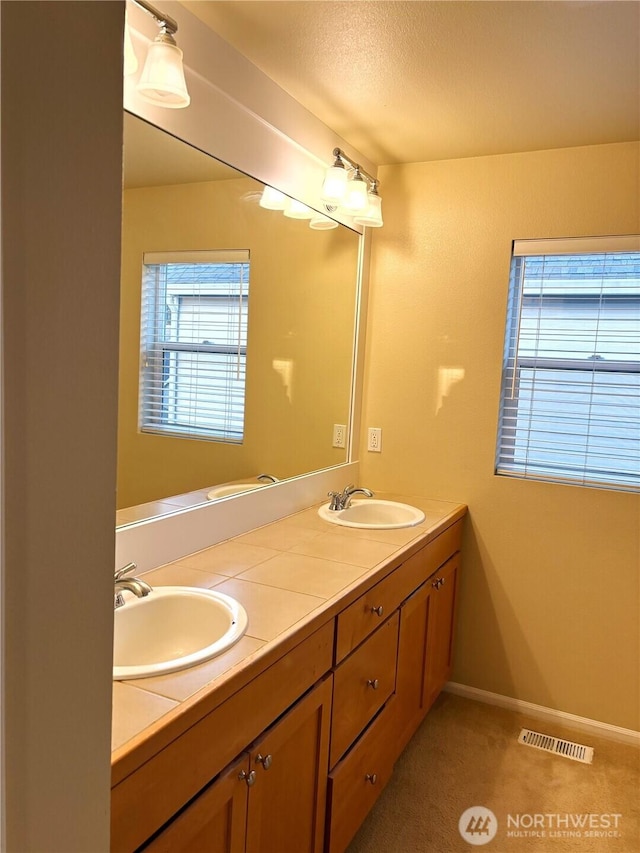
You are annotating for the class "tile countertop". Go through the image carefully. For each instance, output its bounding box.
[111,494,467,783]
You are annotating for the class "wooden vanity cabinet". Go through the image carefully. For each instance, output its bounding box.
[141,754,249,853]
[394,554,460,752]
[245,675,332,853]
[324,521,463,853]
[116,515,465,853]
[141,676,332,853]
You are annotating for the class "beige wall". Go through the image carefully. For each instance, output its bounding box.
[119,176,358,508]
[362,141,640,730]
[1,1,123,849]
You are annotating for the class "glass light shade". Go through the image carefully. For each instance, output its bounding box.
[259,186,287,210]
[309,213,339,230]
[344,175,369,212]
[137,40,191,109]
[283,198,314,219]
[354,193,384,228]
[123,19,139,76]
[321,165,348,204]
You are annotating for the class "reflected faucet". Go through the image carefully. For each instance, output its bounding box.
[257,473,279,483]
[114,562,153,609]
[327,484,374,511]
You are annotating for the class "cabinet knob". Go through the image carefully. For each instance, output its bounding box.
[365,773,378,785]
[371,604,384,617]
[255,753,273,770]
[366,678,380,690]
[238,769,256,787]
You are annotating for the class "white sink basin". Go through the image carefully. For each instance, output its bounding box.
[113,586,248,680]
[207,483,264,500]
[318,499,426,530]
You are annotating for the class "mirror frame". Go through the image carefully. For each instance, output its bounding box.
[116,0,372,566]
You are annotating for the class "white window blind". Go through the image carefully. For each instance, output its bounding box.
[139,250,249,443]
[496,236,640,492]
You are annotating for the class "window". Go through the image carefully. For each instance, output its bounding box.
[139,250,249,443]
[495,236,640,492]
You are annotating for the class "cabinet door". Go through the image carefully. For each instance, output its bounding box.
[394,581,431,753]
[245,676,332,853]
[394,554,460,748]
[424,554,459,711]
[142,753,249,853]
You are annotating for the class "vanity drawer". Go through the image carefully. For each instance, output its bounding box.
[330,611,399,768]
[335,519,463,663]
[326,699,397,853]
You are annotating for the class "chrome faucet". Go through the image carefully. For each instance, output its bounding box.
[257,473,279,483]
[114,562,152,609]
[327,484,374,511]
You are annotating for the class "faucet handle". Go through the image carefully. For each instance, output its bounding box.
[115,561,137,582]
[327,491,342,511]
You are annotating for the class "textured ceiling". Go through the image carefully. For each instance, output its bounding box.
[183,0,640,166]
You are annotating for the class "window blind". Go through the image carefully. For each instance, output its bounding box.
[496,237,640,492]
[139,250,249,443]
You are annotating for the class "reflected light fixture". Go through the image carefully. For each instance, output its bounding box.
[321,148,383,227]
[259,185,287,210]
[309,212,339,230]
[131,0,190,109]
[283,198,314,219]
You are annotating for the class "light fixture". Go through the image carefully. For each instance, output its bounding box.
[321,148,383,228]
[321,152,348,204]
[259,186,287,210]
[131,0,190,109]
[353,181,384,228]
[344,167,369,212]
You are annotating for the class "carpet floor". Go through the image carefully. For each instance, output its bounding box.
[346,692,639,853]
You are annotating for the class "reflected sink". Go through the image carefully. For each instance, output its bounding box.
[113,586,248,680]
[207,483,264,500]
[318,499,426,530]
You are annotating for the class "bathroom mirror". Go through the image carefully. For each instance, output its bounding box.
[117,113,361,525]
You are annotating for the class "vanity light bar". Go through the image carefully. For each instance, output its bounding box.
[322,148,383,228]
[132,0,178,35]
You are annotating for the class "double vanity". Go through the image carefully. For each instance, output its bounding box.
[111,493,467,853]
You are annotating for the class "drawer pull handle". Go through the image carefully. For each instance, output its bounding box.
[365,773,378,785]
[371,605,384,617]
[238,770,256,787]
[366,678,380,690]
[255,753,273,770]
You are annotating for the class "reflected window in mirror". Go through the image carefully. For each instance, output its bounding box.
[140,249,249,443]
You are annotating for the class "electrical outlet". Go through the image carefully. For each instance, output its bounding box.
[367,427,382,452]
[333,424,346,448]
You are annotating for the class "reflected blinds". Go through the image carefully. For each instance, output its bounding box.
[139,250,249,443]
[496,236,640,492]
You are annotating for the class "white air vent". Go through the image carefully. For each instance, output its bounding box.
[518,728,594,764]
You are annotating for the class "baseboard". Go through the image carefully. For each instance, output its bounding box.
[444,682,640,748]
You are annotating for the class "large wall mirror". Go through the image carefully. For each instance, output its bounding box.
[117,112,361,526]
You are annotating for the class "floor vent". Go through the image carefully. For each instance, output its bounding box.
[518,728,594,764]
